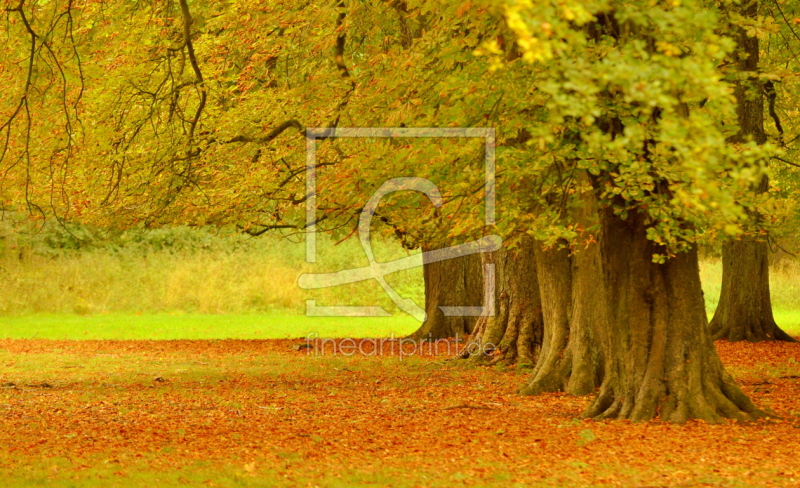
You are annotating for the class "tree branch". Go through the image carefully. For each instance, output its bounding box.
[224,119,304,145]
[771,156,800,168]
[177,0,206,142]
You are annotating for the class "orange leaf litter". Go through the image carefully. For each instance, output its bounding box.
[1,338,799,486]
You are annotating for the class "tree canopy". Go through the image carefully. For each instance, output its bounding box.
[0,0,796,250]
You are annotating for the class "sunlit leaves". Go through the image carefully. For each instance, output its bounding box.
[2,0,797,260]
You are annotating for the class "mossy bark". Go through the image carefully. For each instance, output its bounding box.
[519,240,605,396]
[583,209,763,423]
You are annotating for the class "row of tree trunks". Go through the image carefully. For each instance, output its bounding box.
[410,206,769,421]
[445,232,607,396]
[404,0,790,424]
[454,239,605,396]
[458,185,606,394]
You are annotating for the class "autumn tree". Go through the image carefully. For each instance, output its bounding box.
[470,0,773,421]
[304,0,778,420]
[709,0,797,342]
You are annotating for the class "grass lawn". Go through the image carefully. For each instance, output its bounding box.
[0,313,421,340]
[1,338,800,487]
[774,309,800,336]
[0,311,798,341]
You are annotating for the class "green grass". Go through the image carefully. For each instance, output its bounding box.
[774,310,800,336]
[1,310,796,341]
[0,255,795,341]
[0,253,795,340]
[700,258,800,315]
[0,313,421,340]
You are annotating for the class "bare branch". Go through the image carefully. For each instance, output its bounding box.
[177,0,206,142]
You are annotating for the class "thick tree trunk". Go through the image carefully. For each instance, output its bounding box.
[710,0,795,343]
[462,183,606,387]
[459,237,543,367]
[710,240,796,342]
[519,179,606,395]
[408,246,483,340]
[519,240,605,396]
[584,209,763,423]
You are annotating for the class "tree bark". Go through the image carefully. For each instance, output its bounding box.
[710,0,795,342]
[584,208,763,423]
[459,237,543,367]
[461,181,606,387]
[517,179,606,395]
[710,239,796,342]
[408,246,483,340]
[519,239,606,396]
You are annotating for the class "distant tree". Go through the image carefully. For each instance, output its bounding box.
[710,0,797,342]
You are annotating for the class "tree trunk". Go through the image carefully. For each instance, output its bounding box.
[519,240,605,396]
[710,0,795,343]
[459,237,543,367]
[519,180,606,395]
[710,239,796,342]
[408,246,483,340]
[584,208,763,423]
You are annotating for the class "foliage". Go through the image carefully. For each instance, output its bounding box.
[3,0,798,258]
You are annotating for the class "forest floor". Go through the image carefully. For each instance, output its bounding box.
[1,338,799,487]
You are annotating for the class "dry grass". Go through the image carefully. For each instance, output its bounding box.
[1,226,797,322]
[0,233,423,316]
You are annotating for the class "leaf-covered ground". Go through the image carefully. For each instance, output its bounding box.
[1,338,799,487]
